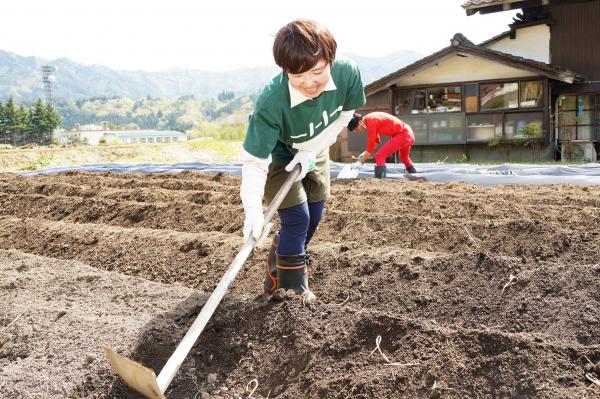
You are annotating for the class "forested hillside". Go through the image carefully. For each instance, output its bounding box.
[55,94,255,132]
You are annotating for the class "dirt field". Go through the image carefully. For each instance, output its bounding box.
[1,170,599,398]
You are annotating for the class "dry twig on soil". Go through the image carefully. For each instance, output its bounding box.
[335,293,350,306]
[463,226,479,248]
[369,335,420,367]
[1,310,25,333]
[586,373,600,387]
[501,273,518,293]
[246,378,259,398]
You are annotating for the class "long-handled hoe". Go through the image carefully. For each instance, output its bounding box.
[103,165,301,399]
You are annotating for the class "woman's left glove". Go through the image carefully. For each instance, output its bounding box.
[285,150,316,182]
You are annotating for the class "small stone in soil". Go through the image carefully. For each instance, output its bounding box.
[207,373,218,385]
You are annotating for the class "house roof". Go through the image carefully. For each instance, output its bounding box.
[463,0,520,7]
[462,0,545,15]
[364,33,582,96]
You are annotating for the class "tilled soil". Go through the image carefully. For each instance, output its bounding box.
[0,170,599,398]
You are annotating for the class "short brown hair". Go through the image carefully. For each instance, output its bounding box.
[273,19,337,74]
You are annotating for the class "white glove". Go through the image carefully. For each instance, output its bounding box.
[357,151,367,163]
[285,150,316,182]
[243,206,264,241]
[240,149,270,241]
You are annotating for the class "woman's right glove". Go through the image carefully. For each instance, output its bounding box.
[240,149,270,241]
[243,206,264,241]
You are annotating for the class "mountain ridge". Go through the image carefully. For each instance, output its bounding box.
[0,49,422,102]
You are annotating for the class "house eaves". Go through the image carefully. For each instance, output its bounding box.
[462,0,549,15]
[364,33,581,97]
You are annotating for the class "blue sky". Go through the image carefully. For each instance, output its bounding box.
[0,0,518,72]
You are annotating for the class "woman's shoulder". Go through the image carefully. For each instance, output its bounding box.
[255,71,288,109]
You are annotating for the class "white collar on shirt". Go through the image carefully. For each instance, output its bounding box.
[288,77,337,108]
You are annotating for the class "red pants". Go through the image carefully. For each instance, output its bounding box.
[374,134,414,168]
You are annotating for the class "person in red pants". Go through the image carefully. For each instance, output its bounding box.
[347,112,416,178]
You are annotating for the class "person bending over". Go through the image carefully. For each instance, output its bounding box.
[347,112,416,178]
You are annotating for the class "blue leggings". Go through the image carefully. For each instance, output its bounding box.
[277,200,324,255]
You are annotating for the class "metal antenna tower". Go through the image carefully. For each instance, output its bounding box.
[41,65,56,107]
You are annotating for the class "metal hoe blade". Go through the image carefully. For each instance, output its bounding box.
[104,347,165,399]
[103,165,301,398]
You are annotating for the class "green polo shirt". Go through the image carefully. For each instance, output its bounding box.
[244,58,366,166]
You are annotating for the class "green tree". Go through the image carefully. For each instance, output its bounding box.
[0,100,5,135]
[44,103,61,130]
[15,104,29,134]
[30,99,48,133]
[4,97,17,134]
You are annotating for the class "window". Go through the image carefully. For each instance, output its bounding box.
[401,116,428,144]
[164,137,170,142]
[172,137,179,141]
[467,114,503,141]
[480,82,518,110]
[426,86,462,113]
[139,138,147,143]
[131,138,138,143]
[520,81,543,108]
[395,87,461,115]
[148,137,154,143]
[429,113,465,143]
[558,95,596,141]
[505,113,543,139]
[156,137,163,143]
[394,89,426,115]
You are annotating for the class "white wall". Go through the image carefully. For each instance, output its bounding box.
[79,131,107,145]
[394,54,537,87]
[486,24,550,63]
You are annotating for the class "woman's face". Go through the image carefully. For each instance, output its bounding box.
[287,59,331,99]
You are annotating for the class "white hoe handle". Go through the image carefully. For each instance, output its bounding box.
[158,164,300,393]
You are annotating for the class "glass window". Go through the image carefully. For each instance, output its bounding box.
[131,138,138,143]
[426,86,462,113]
[557,95,596,140]
[394,89,427,115]
[172,137,179,141]
[578,111,594,125]
[559,110,577,126]
[577,126,594,140]
[139,137,146,143]
[402,115,428,144]
[519,81,543,108]
[148,137,154,143]
[480,82,518,110]
[467,113,503,141]
[504,113,543,139]
[429,113,465,143]
[559,125,576,141]
[156,137,163,143]
[578,95,594,110]
[465,84,478,113]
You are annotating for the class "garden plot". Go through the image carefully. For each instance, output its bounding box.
[1,171,599,398]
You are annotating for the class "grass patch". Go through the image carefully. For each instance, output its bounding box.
[0,140,243,173]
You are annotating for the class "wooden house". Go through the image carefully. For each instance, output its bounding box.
[336,0,599,162]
